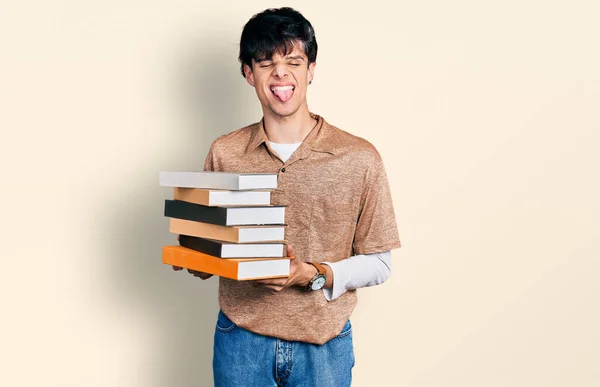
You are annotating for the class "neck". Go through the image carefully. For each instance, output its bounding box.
[262,104,317,144]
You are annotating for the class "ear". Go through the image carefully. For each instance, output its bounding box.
[308,61,316,84]
[243,63,255,87]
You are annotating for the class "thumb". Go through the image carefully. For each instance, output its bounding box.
[286,244,295,259]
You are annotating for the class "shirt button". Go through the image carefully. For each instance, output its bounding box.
[281,167,286,172]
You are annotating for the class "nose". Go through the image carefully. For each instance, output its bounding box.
[273,62,289,79]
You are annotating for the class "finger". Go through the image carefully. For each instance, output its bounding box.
[253,278,287,286]
[172,266,183,271]
[177,234,181,241]
[261,284,284,292]
[286,244,295,259]
[190,271,212,280]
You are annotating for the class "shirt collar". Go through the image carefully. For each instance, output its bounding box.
[245,113,337,155]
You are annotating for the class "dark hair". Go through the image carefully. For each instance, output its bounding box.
[238,7,318,77]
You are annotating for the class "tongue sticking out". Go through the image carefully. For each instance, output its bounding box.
[272,88,294,102]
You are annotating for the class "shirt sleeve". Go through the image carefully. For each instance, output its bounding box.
[322,251,392,301]
[352,154,401,255]
[203,142,217,172]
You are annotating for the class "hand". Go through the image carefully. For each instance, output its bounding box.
[251,245,317,294]
[186,268,213,280]
[171,234,213,280]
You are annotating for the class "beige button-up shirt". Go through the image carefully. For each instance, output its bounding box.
[205,113,401,345]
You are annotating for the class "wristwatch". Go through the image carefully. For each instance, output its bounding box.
[306,262,327,291]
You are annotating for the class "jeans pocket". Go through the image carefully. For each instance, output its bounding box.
[335,320,352,339]
[215,310,237,333]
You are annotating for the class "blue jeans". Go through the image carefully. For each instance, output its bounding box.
[213,310,355,386]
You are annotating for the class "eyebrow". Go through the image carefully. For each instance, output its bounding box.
[256,55,306,63]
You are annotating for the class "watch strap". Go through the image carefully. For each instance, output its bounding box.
[307,262,326,276]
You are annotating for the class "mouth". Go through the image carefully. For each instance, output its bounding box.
[270,85,295,103]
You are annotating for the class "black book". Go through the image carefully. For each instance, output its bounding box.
[179,235,285,258]
[164,200,286,226]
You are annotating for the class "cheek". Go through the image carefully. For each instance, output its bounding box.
[254,80,268,95]
[294,69,308,80]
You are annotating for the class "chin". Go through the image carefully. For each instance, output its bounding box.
[269,102,300,117]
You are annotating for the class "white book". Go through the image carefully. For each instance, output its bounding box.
[160,171,278,190]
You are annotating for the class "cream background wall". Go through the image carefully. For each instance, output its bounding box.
[1,1,598,386]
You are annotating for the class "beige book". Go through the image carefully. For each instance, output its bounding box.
[170,218,286,243]
[174,187,271,206]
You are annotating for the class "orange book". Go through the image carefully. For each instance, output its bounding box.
[162,245,290,281]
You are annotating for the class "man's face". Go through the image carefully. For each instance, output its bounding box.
[243,43,315,118]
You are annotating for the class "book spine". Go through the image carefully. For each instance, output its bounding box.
[169,218,240,243]
[162,246,240,280]
[159,171,238,190]
[164,200,228,226]
[174,188,210,206]
[179,235,224,257]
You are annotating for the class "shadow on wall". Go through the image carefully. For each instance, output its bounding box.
[103,42,254,387]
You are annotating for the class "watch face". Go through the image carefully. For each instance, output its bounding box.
[311,276,326,290]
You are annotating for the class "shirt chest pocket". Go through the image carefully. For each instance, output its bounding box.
[308,194,358,261]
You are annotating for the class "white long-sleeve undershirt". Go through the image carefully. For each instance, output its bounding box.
[269,141,393,301]
[322,251,391,301]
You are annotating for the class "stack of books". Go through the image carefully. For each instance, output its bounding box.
[159,171,290,280]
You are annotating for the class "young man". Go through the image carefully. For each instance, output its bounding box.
[174,7,401,386]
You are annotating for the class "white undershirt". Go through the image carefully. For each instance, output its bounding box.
[269,141,393,301]
[269,141,303,162]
